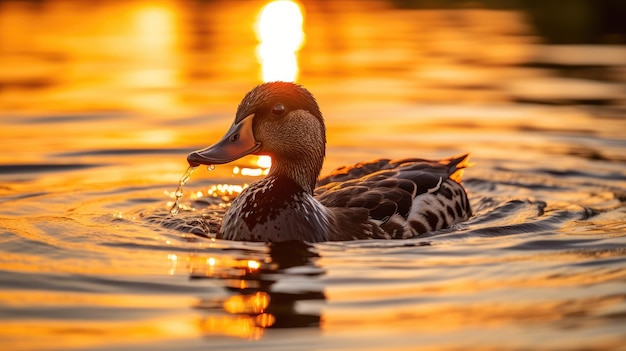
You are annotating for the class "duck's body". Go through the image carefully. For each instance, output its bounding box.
[188,82,472,242]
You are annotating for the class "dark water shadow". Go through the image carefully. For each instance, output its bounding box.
[54,147,197,158]
[0,163,102,174]
[190,241,325,339]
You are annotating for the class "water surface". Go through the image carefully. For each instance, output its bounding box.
[1,1,625,350]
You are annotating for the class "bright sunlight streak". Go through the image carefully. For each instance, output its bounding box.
[256,155,272,169]
[255,1,304,82]
[231,156,272,177]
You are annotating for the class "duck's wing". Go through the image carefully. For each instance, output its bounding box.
[316,166,444,220]
[316,154,470,188]
[315,154,472,239]
[315,172,416,241]
[316,159,396,187]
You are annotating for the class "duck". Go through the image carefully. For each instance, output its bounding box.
[187,81,472,242]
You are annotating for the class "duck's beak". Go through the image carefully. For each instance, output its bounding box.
[187,114,261,166]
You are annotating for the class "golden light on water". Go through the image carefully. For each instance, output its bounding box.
[134,6,175,49]
[223,292,270,315]
[255,0,305,82]
[199,315,263,340]
[247,260,261,270]
[256,155,272,168]
[232,156,272,177]
[206,184,246,197]
[124,4,180,112]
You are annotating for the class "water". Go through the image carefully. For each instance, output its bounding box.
[169,165,197,215]
[1,1,626,350]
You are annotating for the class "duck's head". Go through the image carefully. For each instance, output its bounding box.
[187,82,326,192]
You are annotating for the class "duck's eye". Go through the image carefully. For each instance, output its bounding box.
[271,103,286,116]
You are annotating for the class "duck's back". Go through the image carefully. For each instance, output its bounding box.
[315,154,472,239]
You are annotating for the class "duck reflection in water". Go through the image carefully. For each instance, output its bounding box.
[192,241,324,339]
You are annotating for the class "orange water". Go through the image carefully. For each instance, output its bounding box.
[169,165,197,215]
[1,1,625,350]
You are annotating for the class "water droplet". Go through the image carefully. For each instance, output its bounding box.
[169,206,180,215]
[170,165,198,215]
[208,164,216,171]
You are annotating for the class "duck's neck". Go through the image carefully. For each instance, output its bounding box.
[267,148,324,194]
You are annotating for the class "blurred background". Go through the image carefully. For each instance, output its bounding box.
[1,1,625,350]
[1,0,624,172]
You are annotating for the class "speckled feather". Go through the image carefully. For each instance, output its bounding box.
[316,155,473,239]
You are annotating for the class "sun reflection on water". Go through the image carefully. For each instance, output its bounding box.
[256,155,272,169]
[255,0,305,82]
[198,315,265,340]
[223,292,269,314]
[122,4,181,112]
[189,254,272,339]
[232,155,272,177]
